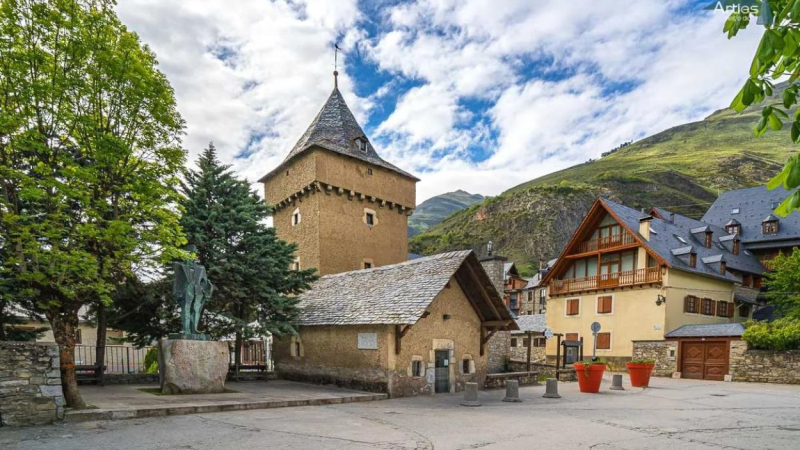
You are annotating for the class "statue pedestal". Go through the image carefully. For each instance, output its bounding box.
[159,339,229,395]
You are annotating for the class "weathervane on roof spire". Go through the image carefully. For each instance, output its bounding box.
[333,43,340,88]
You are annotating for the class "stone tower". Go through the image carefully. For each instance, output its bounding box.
[259,75,418,276]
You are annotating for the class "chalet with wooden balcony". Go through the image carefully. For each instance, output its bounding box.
[542,198,764,364]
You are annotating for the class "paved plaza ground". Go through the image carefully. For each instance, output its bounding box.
[2,376,800,449]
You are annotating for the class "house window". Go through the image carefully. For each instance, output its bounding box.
[716,301,728,317]
[291,208,301,226]
[363,261,372,269]
[364,208,377,227]
[356,138,368,152]
[720,261,727,274]
[566,298,580,316]
[689,253,697,268]
[731,208,740,214]
[461,355,474,374]
[740,304,752,318]
[597,295,613,314]
[704,232,713,248]
[726,225,740,236]
[684,295,699,314]
[533,337,546,347]
[763,221,779,234]
[462,359,470,374]
[367,168,373,175]
[522,337,530,347]
[366,212,374,226]
[510,338,518,348]
[732,240,740,255]
[701,298,716,316]
[292,259,300,271]
[412,360,423,377]
[75,329,82,345]
[596,332,611,350]
[565,333,579,342]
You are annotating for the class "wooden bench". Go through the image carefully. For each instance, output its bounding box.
[75,365,104,385]
[228,364,268,381]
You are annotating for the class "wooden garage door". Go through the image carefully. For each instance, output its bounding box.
[681,341,728,381]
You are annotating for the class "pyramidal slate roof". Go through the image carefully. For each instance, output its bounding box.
[295,250,516,327]
[512,314,547,334]
[701,185,800,248]
[259,86,418,182]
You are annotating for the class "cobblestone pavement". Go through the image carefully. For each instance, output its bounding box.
[2,376,800,449]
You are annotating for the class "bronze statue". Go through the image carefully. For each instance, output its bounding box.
[171,246,213,339]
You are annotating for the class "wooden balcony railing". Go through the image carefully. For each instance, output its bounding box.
[571,230,637,255]
[549,267,662,295]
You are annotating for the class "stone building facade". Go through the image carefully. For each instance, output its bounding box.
[260,83,418,276]
[274,251,516,397]
[0,342,64,427]
[480,255,511,372]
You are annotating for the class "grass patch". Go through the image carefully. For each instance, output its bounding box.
[138,388,240,396]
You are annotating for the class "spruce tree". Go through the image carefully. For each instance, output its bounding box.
[180,144,317,372]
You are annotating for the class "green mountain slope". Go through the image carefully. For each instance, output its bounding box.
[408,190,484,237]
[409,94,797,277]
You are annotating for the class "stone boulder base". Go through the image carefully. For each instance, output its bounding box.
[160,339,229,395]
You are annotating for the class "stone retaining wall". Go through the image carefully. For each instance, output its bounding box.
[0,342,64,427]
[632,340,678,377]
[510,345,545,364]
[729,340,800,384]
[484,371,540,389]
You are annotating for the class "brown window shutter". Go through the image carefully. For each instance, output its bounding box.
[596,332,611,350]
[684,296,690,313]
[566,333,579,341]
[728,302,735,318]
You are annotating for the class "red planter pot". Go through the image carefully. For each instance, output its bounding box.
[574,363,606,393]
[626,362,655,387]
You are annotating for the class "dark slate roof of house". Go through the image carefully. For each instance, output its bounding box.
[603,199,764,281]
[259,87,417,182]
[295,250,517,327]
[701,186,800,247]
[664,323,745,338]
[512,314,547,334]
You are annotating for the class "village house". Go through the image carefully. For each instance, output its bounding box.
[503,262,527,316]
[262,75,516,396]
[273,251,515,397]
[542,197,765,375]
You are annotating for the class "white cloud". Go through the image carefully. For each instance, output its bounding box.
[116,0,763,205]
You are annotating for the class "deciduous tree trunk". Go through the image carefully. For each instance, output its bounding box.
[48,310,87,409]
[95,302,107,385]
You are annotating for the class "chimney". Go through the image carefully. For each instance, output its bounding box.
[638,215,653,241]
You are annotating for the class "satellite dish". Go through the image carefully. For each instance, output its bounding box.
[591,322,601,333]
[544,327,553,339]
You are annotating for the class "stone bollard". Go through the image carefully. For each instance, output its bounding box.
[610,374,625,391]
[502,379,522,402]
[460,382,482,407]
[542,378,561,399]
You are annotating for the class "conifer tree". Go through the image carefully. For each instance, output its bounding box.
[180,144,317,371]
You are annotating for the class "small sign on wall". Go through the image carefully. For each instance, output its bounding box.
[357,333,378,350]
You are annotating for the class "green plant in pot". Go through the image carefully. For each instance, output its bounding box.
[626,358,655,388]
[573,359,606,393]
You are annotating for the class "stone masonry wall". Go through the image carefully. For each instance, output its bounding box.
[0,342,64,427]
[510,344,546,363]
[632,340,678,377]
[729,340,800,384]
[481,257,510,373]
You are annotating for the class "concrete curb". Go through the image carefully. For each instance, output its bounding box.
[65,393,388,423]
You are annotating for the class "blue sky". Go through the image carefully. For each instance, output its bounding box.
[116,0,763,203]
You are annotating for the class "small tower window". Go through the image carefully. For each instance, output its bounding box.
[689,252,697,268]
[364,208,377,227]
[356,138,368,152]
[720,261,727,274]
[292,208,301,226]
[292,258,300,271]
[367,168,373,175]
[732,240,740,255]
[366,213,374,225]
[704,231,713,248]
[726,224,740,235]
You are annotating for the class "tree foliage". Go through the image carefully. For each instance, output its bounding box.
[764,247,800,318]
[0,0,186,408]
[743,318,800,350]
[179,144,317,367]
[726,0,800,215]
